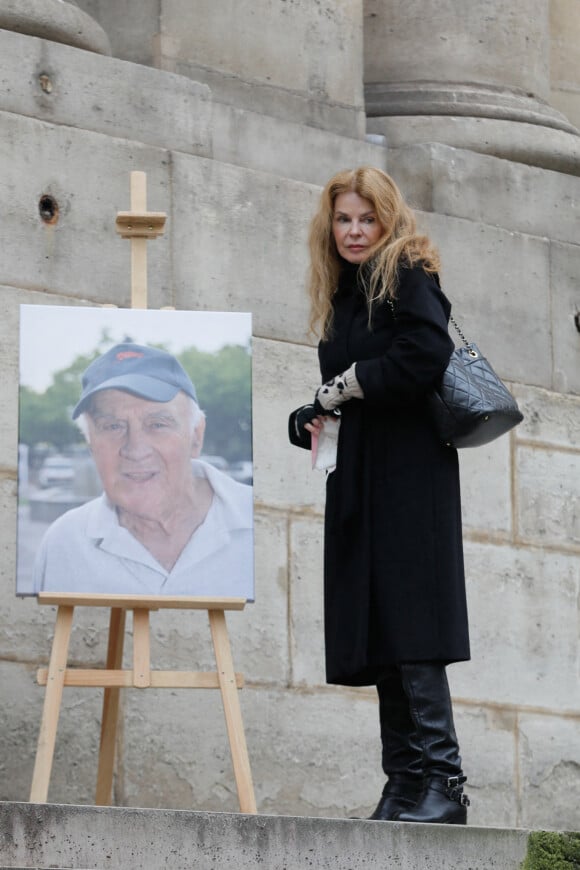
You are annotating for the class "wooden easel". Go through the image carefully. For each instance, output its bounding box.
[29,173,257,814]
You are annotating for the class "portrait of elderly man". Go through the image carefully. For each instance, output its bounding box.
[32,343,254,598]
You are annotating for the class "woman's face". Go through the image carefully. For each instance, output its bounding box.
[332,191,384,264]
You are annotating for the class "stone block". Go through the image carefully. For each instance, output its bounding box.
[0,29,211,157]
[420,211,551,387]
[289,516,326,687]
[0,660,103,804]
[550,242,580,395]
[121,684,382,818]
[171,155,318,344]
[156,0,365,137]
[518,712,580,830]
[0,661,47,802]
[458,436,512,537]
[211,102,387,188]
[512,384,580,448]
[450,541,580,710]
[449,703,518,828]
[252,338,326,512]
[0,112,172,307]
[389,143,580,245]
[516,445,580,548]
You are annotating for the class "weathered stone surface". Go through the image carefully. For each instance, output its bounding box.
[289,517,326,688]
[420,211,552,387]
[171,155,318,344]
[364,0,551,100]
[549,0,580,131]
[0,29,211,157]
[0,0,111,55]
[156,0,365,137]
[518,713,580,830]
[0,660,103,804]
[121,684,383,817]
[389,143,580,245]
[458,436,512,537]
[0,112,172,307]
[368,115,580,176]
[77,0,366,138]
[512,384,580,448]
[75,0,159,67]
[549,241,580,395]
[0,27,387,187]
[211,102,386,187]
[516,445,580,548]
[449,703,518,828]
[252,338,326,512]
[451,542,580,710]
[0,801,533,870]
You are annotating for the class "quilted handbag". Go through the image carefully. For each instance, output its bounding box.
[428,316,524,448]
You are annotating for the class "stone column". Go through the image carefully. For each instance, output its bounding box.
[0,0,110,55]
[364,0,580,174]
[550,0,580,132]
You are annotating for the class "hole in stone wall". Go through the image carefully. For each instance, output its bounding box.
[38,195,59,225]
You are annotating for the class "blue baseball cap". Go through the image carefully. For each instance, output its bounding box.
[72,342,198,419]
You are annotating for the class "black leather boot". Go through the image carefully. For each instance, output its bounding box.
[368,667,424,821]
[394,663,470,825]
[369,774,424,820]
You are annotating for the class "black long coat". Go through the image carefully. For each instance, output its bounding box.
[289,264,470,686]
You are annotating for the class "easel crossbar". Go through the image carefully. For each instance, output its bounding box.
[36,667,244,689]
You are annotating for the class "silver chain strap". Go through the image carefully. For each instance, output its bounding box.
[388,299,477,356]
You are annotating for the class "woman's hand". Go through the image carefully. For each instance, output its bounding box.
[304,415,327,435]
[293,404,338,439]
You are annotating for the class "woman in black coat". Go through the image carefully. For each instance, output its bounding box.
[289,166,471,825]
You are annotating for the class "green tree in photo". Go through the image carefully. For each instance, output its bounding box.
[19,339,252,465]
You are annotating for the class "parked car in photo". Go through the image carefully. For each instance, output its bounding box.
[37,455,75,489]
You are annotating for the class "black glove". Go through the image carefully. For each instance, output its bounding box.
[293,404,319,440]
[293,403,342,439]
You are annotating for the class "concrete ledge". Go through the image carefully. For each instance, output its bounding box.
[0,802,532,870]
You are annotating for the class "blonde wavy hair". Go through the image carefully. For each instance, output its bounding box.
[308,166,441,339]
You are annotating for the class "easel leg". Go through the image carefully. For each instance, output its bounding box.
[30,605,74,802]
[209,609,257,814]
[95,607,126,805]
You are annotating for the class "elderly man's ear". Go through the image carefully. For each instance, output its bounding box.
[191,418,206,457]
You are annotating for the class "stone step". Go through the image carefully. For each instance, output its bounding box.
[0,801,536,870]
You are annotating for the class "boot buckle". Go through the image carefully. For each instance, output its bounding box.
[460,793,470,807]
[446,775,467,789]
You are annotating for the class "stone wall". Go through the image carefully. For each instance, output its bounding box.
[0,0,578,832]
[75,0,366,137]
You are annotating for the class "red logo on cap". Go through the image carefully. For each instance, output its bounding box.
[116,351,144,361]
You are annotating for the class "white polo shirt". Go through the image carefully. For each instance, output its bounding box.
[33,461,254,599]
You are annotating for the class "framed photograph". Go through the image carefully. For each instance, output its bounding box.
[16,305,254,600]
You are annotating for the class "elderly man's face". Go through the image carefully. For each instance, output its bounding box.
[86,389,203,520]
